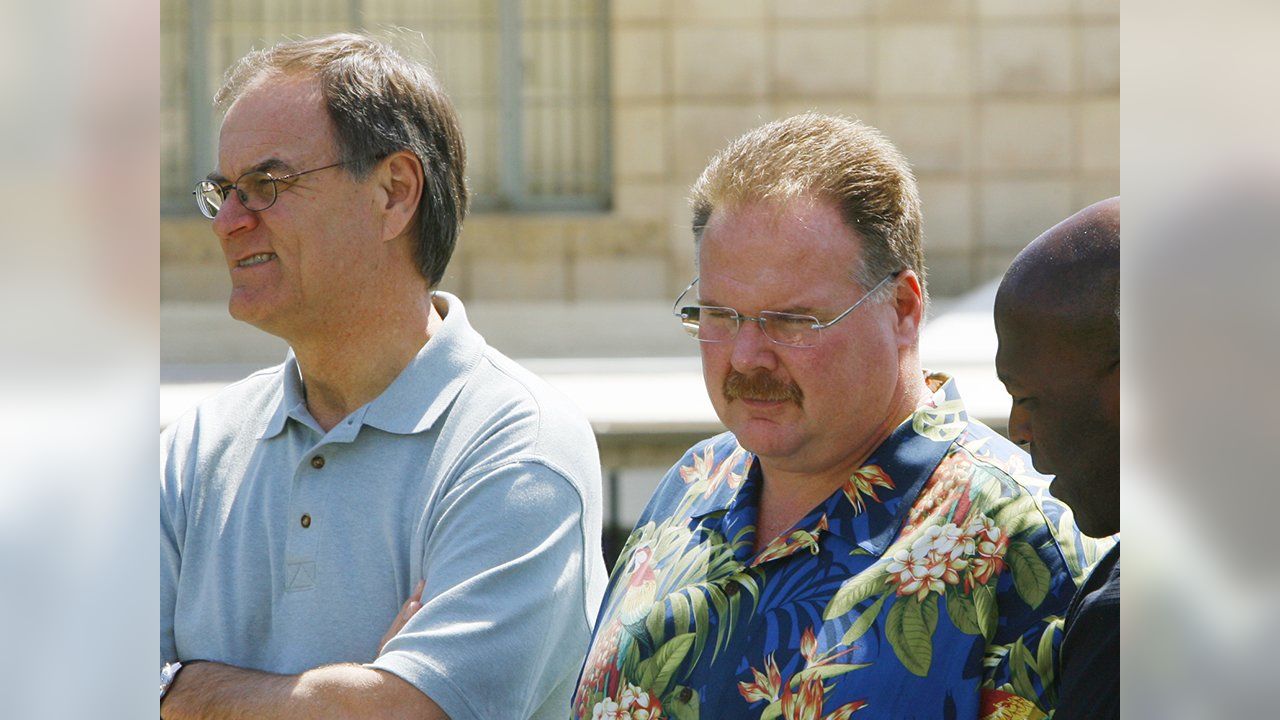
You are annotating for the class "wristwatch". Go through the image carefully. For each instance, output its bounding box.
[160,661,183,701]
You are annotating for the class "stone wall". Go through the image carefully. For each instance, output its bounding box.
[162,0,1119,304]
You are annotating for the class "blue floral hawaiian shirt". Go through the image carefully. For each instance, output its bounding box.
[572,373,1113,720]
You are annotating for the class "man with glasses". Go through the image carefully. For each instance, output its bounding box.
[161,34,606,720]
[572,114,1096,720]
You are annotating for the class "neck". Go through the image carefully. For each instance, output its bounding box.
[289,291,442,432]
[754,366,933,550]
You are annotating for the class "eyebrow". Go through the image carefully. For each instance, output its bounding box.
[778,305,823,317]
[206,157,292,184]
[694,298,824,317]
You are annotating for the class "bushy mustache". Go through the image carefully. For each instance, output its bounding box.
[724,371,804,407]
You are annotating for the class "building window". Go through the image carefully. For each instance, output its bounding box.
[162,0,610,214]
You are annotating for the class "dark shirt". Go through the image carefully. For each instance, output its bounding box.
[1055,541,1120,719]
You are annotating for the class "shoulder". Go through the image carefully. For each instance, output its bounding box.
[953,419,1071,533]
[160,363,289,506]
[161,363,287,458]
[917,420,1080,595]
[449,348,600,486]
[959,420,1114,587]
[639,432,747,519]
[666,432,746,480]
[1068,543,1121,628]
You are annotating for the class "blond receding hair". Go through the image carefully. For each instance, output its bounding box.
[215,32,468,288]
[690,113,927,306]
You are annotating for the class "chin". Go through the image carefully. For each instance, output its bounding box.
[228,298,287,337]
[730,425,802,464]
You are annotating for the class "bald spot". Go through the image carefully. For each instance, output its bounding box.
[996,197,1120,358]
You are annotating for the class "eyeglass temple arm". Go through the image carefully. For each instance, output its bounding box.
[672,277,699,316]
[813,270,904,330]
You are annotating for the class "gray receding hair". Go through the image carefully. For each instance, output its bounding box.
[215,32,469,288]
[689,113,926,307]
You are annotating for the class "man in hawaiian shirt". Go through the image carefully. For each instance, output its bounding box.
[995,197,1120,719]
[573,114,1108,720]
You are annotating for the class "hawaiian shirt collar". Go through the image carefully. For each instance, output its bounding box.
[259,291,486,440]
[844,371,966,555]
[689,372,968,559]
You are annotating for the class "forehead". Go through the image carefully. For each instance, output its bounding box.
[217,73,335,176]
[698,197,862,301]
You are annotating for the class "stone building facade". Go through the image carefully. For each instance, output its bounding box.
[162,0,1118,309]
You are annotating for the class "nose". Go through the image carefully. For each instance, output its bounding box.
[211,188,259,240]
[1006,401,1033,450]
[729,318,779,375]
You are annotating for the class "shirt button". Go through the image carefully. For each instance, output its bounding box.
[725,581,739,596]
[311,456,325,469]
[300,513,312,528]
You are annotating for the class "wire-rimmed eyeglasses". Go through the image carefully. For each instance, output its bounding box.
[672,270,902,348]
[192,159,357,219]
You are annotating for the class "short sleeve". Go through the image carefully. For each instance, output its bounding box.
[368,460,592,720]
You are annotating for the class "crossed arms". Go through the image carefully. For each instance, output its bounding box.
[161,458,594,720]
[161,585,442,720]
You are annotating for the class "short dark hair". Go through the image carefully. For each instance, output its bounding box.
[216,32,469,287]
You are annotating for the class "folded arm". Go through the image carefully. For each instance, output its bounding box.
[160,660,448,720]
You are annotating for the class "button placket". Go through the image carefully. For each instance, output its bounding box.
[284,445,326,593]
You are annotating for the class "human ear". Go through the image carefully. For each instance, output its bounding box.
[377,150,424,243]
[892,270,925,346]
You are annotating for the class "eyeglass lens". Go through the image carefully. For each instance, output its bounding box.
[195,172,278,219]
[681,307,818,347]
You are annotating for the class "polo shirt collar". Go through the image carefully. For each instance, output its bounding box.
[260,358,306,439]
[258,291,486,439]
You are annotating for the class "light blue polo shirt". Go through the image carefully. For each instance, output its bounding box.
[160,292,607,720]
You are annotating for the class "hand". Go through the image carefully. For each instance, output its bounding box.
[378,579,425,656]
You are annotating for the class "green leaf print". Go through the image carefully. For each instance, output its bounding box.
[669,592,691,637]
[692,590,711,663]
[637,632,696,696]
[645,602,666,646]
[791,662,874,686]
[1037,618,1061,708]
[886,594,938,677]
[1008,637,1040,705]
[991,495,1041,538]
[841,592,890,646]
[663,685,700,720]
[974,583,998,641]
[824,568,889,620]
[1006,540,1051,609]
[944,586,982,636]
[620,640,642,684]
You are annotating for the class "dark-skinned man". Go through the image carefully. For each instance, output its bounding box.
[994,196,1120,719]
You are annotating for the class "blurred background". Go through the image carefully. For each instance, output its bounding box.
[160,0,1119,563]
